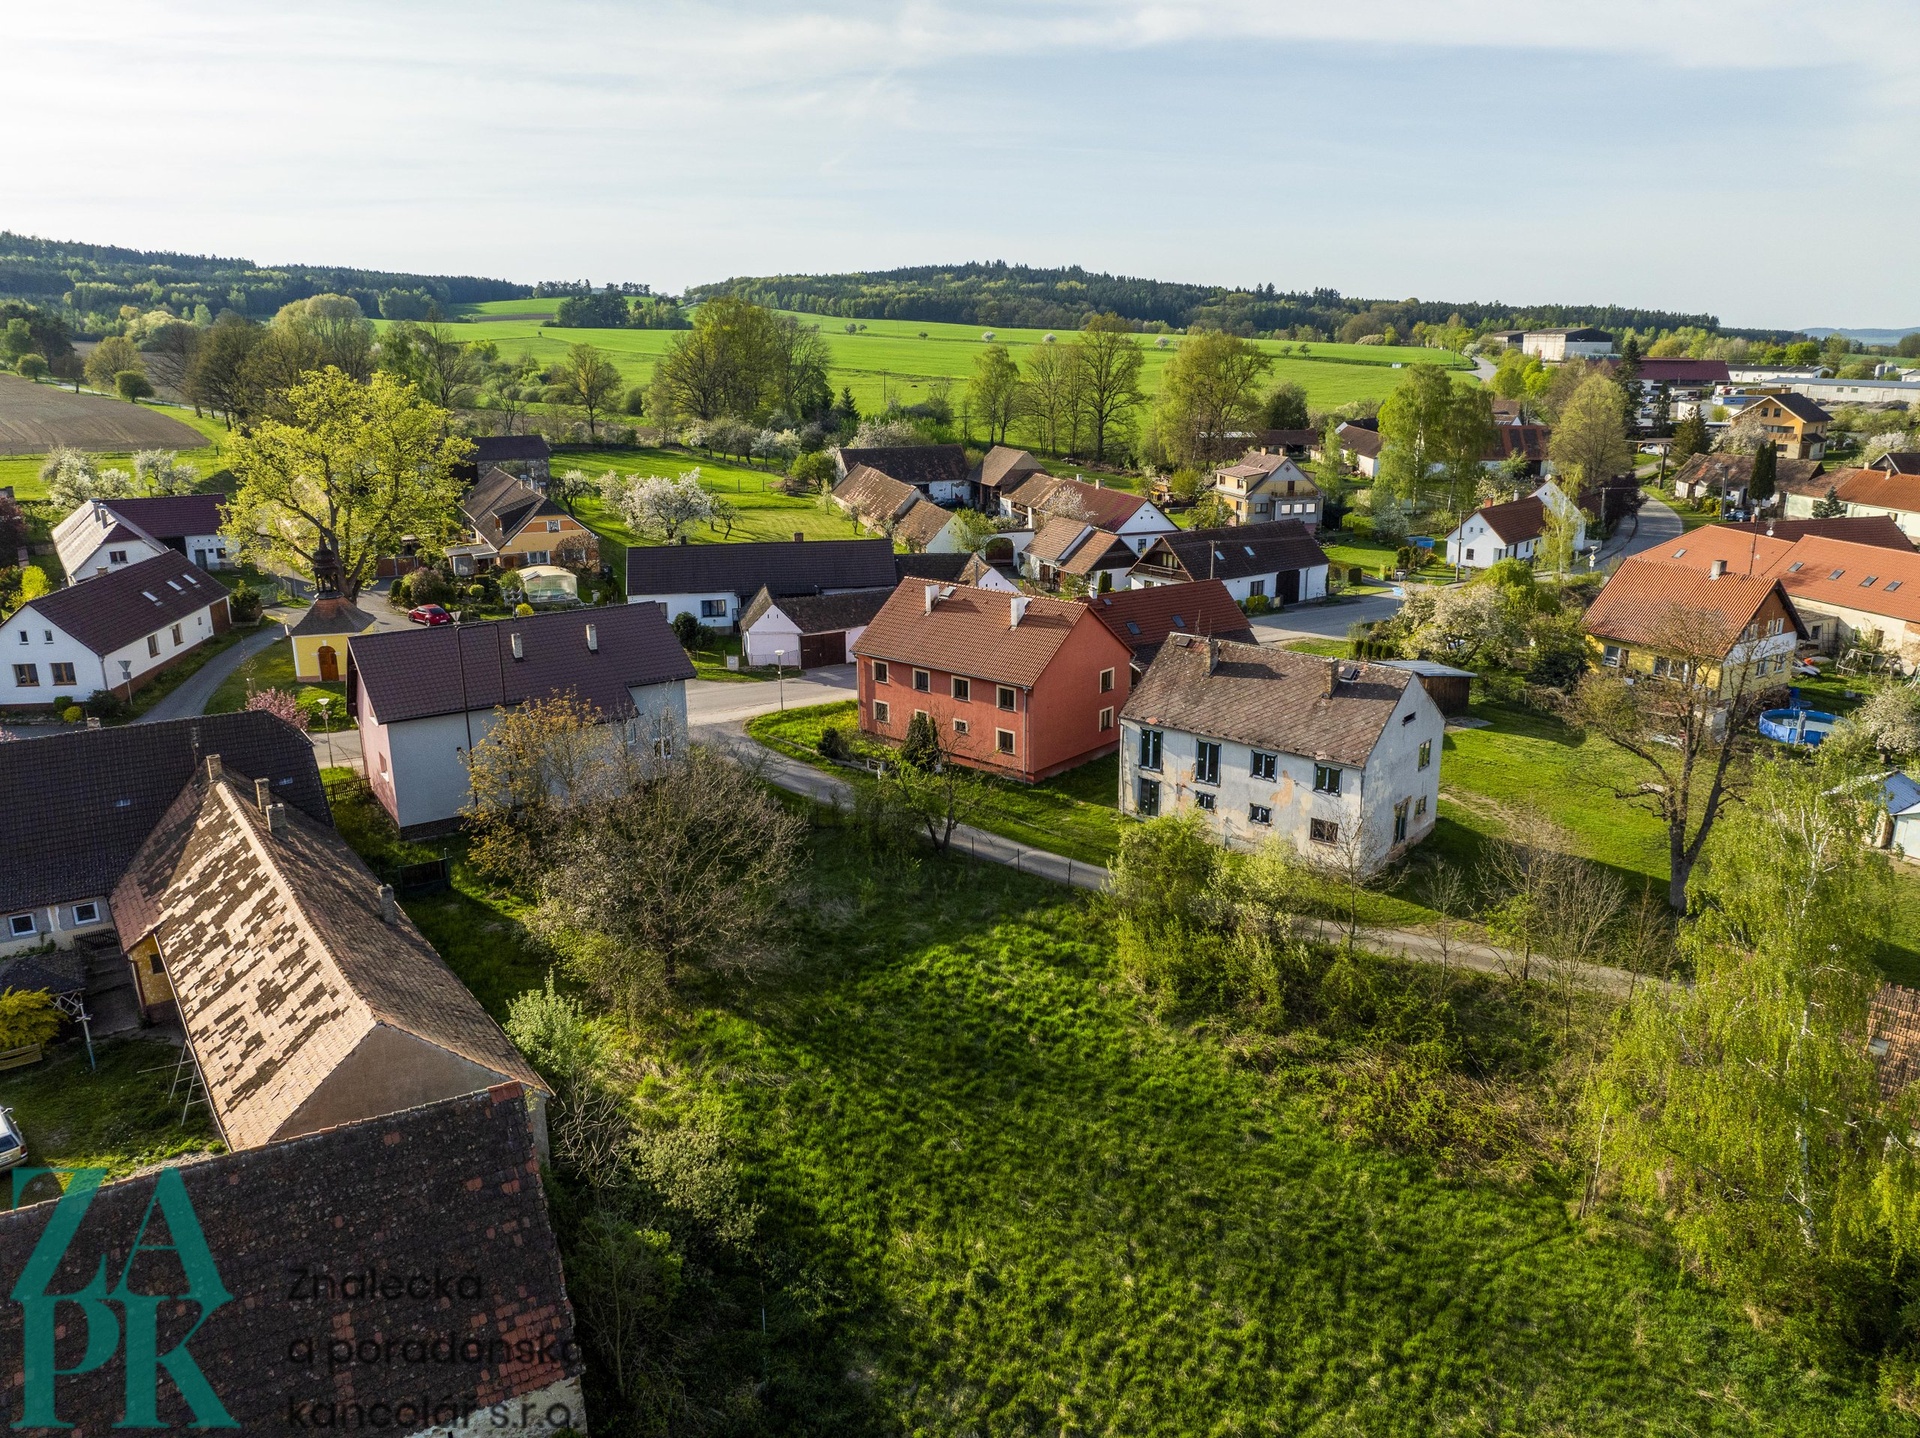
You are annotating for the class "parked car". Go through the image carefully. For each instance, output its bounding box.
[0,1108,29,1170]
[408,603,452,626]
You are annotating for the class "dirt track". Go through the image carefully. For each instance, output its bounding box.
[0,373,206,454]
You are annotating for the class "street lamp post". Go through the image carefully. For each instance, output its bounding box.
[775,650,786,711]
[318,697,335,772]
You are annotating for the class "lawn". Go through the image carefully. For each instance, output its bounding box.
[0,1038,219,1184]
[749,699,1126,866]
[205,641,353,729]
[432,302,1472,419]
[328,775,1894,1433]
[0,402,228,502]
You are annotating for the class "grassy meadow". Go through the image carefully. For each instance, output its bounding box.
[439,301,1471,418]
[0,403,229,501]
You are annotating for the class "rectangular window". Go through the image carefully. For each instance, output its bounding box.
[109,550,127,564]
[1138,728,1163,771]
[1250,751,1277,780]
[1249,579,1266,597]
[547,520,561,533]
[1313,763,1341,795]
[1098,706,1114,732]
[1309,818,1338,844]
[71,902,98,925]
[170,623,183,646]
[6,913,34,937]
[873,661,889,684]
[1465,549,1475,562]
[147,634,160,658]
[1416,795,1428,818]
[1195,740,1220,786]
[1099,667,1114,693]
[1195,792,1216,811]
[913,669,930,693]
[11,661,39,687]
[996,729,1016,755]
[1418,740,1432,770]
[873,700,891,725]
[1602,644,1624,667]
[50,662,74,686]
[953,718,969,736]
[996,685,1016,711]
[951,676,970,701]
[1250,804,1273,827]
[378,750,389,776]
[699,599,726,619]
[1393,799,1410,844]
[1137,778,1161,817]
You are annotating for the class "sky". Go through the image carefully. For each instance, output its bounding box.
[7,1,1918,331]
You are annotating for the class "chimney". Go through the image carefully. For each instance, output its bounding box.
[1095,476,1104,490]
[378,884,398,925]
[1324,660,1338,698]
[266,802,287,838]
[585,622,598,652]
[254,777,271,812]
[203,754,225,786]
[511,631,524,660]
[1710,558,1727,579]
[1205,637,1219,674]
[924,583,940,615]
[96,566,108,579]
[1010,595,1030,628]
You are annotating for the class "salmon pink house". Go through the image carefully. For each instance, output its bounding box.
[851,582,1134,782]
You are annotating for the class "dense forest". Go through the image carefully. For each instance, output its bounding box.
[0,232,530,331]
[689,261,1796,343]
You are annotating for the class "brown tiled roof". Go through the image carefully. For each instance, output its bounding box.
[1007,472,1156,531]
[1476,496,1549,545]
[1057,532,1135,579]
[1336,423,1384,459]
[1720,515,1915,551]
[1086,579,1254,659]
[462,469,563,544]
[979,445,1046,490]
[0,1087,581,1429]
[95,492,226,540]
[1122,637,1415,767]
[1139,519,1328,583]
[1490,398,1527,424]
[1219,451,1290,479]
[740,584,892,636]
[288,594,378,636]
[1583,557,1788,653]
[27,550,226,655]
[112,774,543,1150]
[836,444,969,491]
[832,464,920,525]
[1632,526,1796,578]
[958,552,1019,588]
[1871,984,1920,1098]
[852,582,1110,687]
[1671,452,1752,492]
[1249,428,1319,450]
[1771,458,1830,496]
[1027,516,1103,566]
[1000,469,1060,510]
[624,535,896,600]
[1767,535,1920,627]
[894,498,959,548]
[349,603,693,726]
[0,711,326,913]
[1835,468,1920,513]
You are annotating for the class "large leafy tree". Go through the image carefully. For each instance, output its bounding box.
[1548,373,1632,495]
[549,342,623,440]
[969,344,1024,445]
[1072,313,1145,462]
[223,367,469,600]
[1376,365,1489,511]
[1153,331,1273,466]
[651,294,776,422]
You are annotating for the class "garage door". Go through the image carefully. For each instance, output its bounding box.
[799,631,846,668]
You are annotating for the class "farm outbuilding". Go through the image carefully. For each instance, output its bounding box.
[1376,659,1475,716]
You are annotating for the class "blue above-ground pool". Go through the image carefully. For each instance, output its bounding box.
[1758,707,1839,745]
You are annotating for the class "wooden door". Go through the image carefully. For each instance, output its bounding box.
[798,631,845,668]
[318,644,340,682]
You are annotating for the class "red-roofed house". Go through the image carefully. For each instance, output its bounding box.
[1441,481,1585,571]
[1084,579,1255,667]
[851,582,1134,781]
[996,473,1178,555]
[1583,548,1803,696]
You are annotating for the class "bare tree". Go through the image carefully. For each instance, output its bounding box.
[1306,820,1386,957]
[881,716,988,851]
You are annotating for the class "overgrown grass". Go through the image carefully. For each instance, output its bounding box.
[0,1039,219,1183]
[748,699,1126,865]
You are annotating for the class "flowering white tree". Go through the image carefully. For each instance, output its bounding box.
[752,428,801,470]
[852,419,925,448]
[617,472,715,543]
[132,450,198,496]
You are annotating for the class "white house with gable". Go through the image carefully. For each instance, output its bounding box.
[1443,479,1585,571]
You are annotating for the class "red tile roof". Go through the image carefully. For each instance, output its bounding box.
[852,581,1101,687]
[1584,558,1790,652]
[1085,579,1255,656]
[1835,468,1920,513]
[1476,496,1549,545]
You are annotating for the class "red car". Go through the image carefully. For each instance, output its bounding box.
[408,603,452,626]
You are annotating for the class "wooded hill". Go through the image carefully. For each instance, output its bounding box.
[689,261,1793,342]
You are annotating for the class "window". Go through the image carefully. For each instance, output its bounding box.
[147,635,160,658]
[912,669,930,693]
[1251,751,1277,780]
[951,676,970,701]
[522,551,550,565]
[170,623,183,646]
[1829,569,1845,581]
[547,520,561,533]
[1864,576,1880,587]
[50,662,74,686]
[1889,581,1905,593]
[1309,818,1338,845]
[953,718,970,736]
[41,630,51,644]
[71,902,98,925]
[1099,667,1114,693]
[1098,706,1113,732]
[1402,711,1416,725]
[1418,740,1432,770]
[1464,549,1475,562]
[873,700,891,725]
[996,685,1016,711]
[1601,644,1624,667]
[378,750,389,776]
[1416,795,1428,818]
[1137,778,1161,817]
[12,663,36,686]
[1138,728,1163,771]
[873,661,890,684]
[7,914,34,938]
[1393,799,1410,844]
[148,952,164,975]
[1313,763,1341,795]
[699,598,727,619]
[1195,792,1216,811]
[996,729,1016,755]
[1249,579,1266,598]
[1787,561,1804,573]
[1250,804,1274,827]
[1195,740,1220,786]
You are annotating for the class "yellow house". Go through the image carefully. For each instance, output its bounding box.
[1740,391,1831,460]
[289,594,377,682]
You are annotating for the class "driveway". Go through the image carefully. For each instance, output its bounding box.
[136,609,297,725]
[1600,495,1683,563]
[1250,589,1404,645]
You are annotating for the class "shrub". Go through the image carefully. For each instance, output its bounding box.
[14,355,46,382]
[900,711,942,770]
[82,689,128,720]
[1243,594,1271,616]
[408,569,454,607]
[622,386,647,417]
[245,687,309,732]
[227,580,263,623]
[60,706,81,724]
[114,370,154,402]
[17,566,49,605]
[671,611,699,648]
[0,990,61,1051]
[790,451,837,493]
[818,725,850,761]
[515,602,534,617]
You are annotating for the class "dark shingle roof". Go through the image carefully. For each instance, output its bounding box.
[895,552,972,582]
[625,536,897,600]
[1483,425,1551,464]
[741,585,893,637]
[1086,579,1255,660]
[96,493,225,540]
[0,711,327,913]
[1874,452,1920,476]
[27,550,226,655]
[1772,392,1832,423]
[350,603,693,726]
[837,444,969,491]
[1720,515,1916,551]
[1122,637,1415,767]
[1336,424,1384,459]
[288,595,377,636]
[471,434,552,462]
[1139,519,1329,582]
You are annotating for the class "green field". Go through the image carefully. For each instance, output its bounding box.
[0,403,229,500]
[437,302,1470,418]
